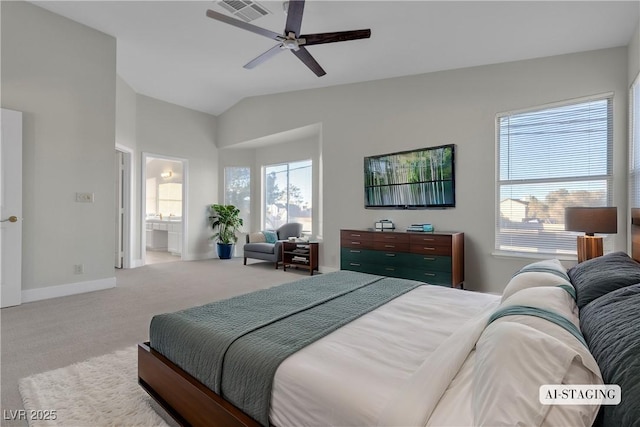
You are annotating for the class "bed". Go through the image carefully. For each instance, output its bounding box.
[138,212,640,427]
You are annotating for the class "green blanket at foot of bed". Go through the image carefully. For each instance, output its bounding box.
[150,270,422,426]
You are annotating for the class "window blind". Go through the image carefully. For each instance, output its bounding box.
[496,95,613,255]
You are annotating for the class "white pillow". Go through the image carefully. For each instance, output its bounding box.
[473,320,602,427]
[501,259,572,302]
[247,232,266,243]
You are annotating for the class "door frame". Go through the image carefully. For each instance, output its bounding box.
[1,108,23,308]
[115,144,133,269]
[141,152,189,265]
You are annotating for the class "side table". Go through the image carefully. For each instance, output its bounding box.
[282,241,319,275]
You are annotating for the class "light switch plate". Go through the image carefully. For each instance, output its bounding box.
[76,192,94,203]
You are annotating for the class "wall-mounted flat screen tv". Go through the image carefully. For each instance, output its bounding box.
[364,144,455,209]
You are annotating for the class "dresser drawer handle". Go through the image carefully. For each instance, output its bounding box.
[422,238,435,241]
[384,236,396,240]
[351,234,361,237]
[385,267,395,271]
[351,242,361,245]
[350,263,361,267]
[385,253,396,257]
[384,244,395,248]
[423,247,436,251]
[424,272,436,277]
[350,250,361,253]
[424,257,435,261]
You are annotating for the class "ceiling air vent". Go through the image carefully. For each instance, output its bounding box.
[217,0,271,22]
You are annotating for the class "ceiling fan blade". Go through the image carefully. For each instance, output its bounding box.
[243,44,284,69]
[285,0,305,37]
[292,47,326,77]
[301,29,371,46]
[206,9,281,41]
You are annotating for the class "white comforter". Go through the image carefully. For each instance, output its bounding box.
[269,283,602,427]
[270,285,499,427]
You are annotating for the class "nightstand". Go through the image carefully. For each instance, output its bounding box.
[282,241,319,275]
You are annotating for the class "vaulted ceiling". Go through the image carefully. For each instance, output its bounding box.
[33,1,640,115]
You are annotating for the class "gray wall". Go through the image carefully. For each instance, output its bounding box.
[117,80,218,263]
[217,47,630,293]
[1,1,117,291]
[136,95,218,260]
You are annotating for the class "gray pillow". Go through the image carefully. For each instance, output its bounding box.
[567,251,640,309]
[580,284,640,427]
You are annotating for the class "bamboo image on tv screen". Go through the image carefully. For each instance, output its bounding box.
[364,144,455,208]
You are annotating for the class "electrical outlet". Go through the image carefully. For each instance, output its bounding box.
[75,192,94,203]
[74,264,84,274]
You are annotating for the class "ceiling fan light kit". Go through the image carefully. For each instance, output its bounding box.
[206,0,371,77]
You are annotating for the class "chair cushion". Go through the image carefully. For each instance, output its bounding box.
[244,242,276,254]
[263,230,277,243]
[248,232,266,243]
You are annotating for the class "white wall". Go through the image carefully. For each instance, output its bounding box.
[630,21,640,86]
[1,1,117,294]
[136,95,218,260]
[217,47,629,293]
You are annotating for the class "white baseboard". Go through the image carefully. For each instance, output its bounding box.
[22,277,116,304]
[131,259,144,268]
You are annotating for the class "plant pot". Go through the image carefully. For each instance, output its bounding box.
[216,243,234,259]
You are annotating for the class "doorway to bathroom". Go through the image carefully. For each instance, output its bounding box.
[142,153,188,265]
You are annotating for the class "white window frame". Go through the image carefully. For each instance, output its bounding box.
[263,159,312,232]
[495,94,614,258]
[629,74,640,214]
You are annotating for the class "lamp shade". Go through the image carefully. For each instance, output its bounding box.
[565,207,618,235]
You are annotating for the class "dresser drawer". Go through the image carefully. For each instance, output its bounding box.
[372,241,410,252]
[373,232,410,244]
[341,247,375,263]
[410,234,452,256]
[340,230,374,249]
[369,251,416,267]
[409,233,452,246]
[406,253,452,272]
[403,268,452,286]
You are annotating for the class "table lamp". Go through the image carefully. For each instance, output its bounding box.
[565,207,617,263]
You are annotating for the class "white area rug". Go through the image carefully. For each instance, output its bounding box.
[19,346,170,427]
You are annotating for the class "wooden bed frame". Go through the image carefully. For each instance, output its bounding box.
[138,342,259,427]
[139,213,640,427]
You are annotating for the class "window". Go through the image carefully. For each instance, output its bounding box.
[264,160,312,232]
[224,166,251,231]
[496,95,613,256]
[630,75,640,208]
[158,183,182,217]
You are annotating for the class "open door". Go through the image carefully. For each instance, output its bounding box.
[1,108,23,308]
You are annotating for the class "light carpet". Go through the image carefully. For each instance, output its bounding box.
[18,346,169,427]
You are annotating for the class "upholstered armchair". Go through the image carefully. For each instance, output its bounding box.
[243,223,304,268]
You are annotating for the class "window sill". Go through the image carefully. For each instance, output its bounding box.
[491,250,577,262]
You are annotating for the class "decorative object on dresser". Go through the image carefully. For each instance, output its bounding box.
[374,219,395,230]
[282,241,319,275]
[340,229,464,287]
[564,207,617,263]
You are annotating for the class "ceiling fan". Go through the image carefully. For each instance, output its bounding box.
[206,0,371,77]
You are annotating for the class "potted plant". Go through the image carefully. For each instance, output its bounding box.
[209,204,243,259]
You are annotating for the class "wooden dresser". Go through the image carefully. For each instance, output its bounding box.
[340,229,464,288]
